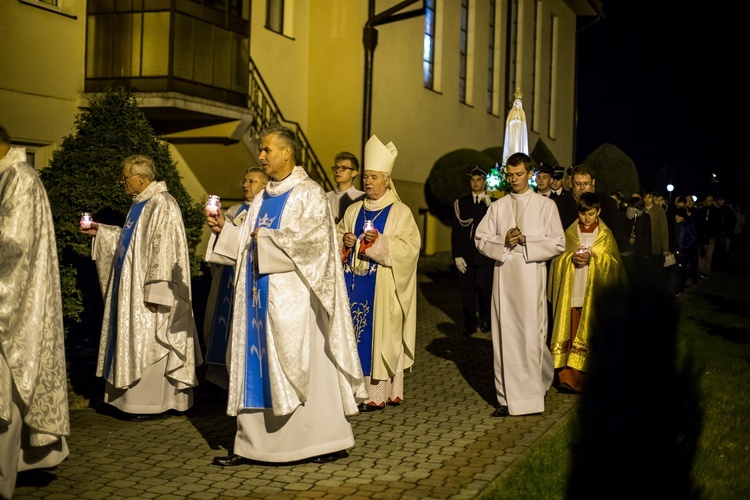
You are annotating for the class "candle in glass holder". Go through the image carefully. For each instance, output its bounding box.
[80,212,93,229]
[362,220,374,232]
[205,195,221,215]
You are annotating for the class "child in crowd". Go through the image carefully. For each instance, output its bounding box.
[547,192,626,394]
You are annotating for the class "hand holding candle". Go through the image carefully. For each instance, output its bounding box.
[79,212,99,236]
[573,246,590,267]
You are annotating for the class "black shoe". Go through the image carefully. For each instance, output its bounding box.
[310,450,348,464]
[461,327,475,336]
[480,321,491,333]
[358,403,384,413]
[132,413,167,421]
[491,406,509,417]
[557,382,581,394]
[212,454,251,467]
[111,411,167,421]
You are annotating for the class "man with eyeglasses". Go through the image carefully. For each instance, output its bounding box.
[202,167,269,389]
[326,151,365,224]
[80,154,202,421]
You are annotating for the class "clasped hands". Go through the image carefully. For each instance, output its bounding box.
[572,248,591,268]
[505,227,526,247]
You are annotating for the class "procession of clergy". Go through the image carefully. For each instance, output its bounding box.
[2,123,617,498]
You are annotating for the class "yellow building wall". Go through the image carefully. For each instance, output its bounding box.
[0,1,86,157]
[249,0,312,136]
[306,1,367,183]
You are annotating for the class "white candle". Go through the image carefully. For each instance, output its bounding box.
[80,212,93,229]
[205,195,221,215]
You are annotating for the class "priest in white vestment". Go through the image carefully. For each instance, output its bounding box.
[205,126,366,466]
[475,152,565,417]
[82,155,201,419]
[0,128,69,499]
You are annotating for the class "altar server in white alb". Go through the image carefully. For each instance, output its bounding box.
[81,154,202,420]
[475,152,565,418]
[205,126,366,466]
[337,135,421,412]
[0,126,70,500]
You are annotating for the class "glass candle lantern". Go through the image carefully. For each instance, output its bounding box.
[80,212,93,229]
[205,194,221,215]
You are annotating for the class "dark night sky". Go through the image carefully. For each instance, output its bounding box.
[575,1,748,199]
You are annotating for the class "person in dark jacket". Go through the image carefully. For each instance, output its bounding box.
[671,207,697,296]
[698,195,722,278]
[554,164,622,249]
[451,166,494,336]
[619,195,653,281]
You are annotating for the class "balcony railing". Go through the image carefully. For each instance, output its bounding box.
[248,57,332,192]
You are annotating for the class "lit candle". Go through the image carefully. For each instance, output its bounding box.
[80,212,93,229]
[362,220,374,232]
[205,195,221,215]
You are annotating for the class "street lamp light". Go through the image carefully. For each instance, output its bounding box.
[667,183,674,205]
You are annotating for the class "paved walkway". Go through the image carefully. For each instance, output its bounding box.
[13,265,579,500]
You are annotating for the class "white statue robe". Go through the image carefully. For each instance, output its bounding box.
[336,189,421,382]
[92,181,201,414]
[475,190,565,415]
[0,147,69,499]
[206,166,366,462]
[501,98,530,165]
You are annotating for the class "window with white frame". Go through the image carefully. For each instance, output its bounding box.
[459,0,469,103]
[507,0,519,110]
[486,0,500,114]
[531,0,542,132]
[547,13,558,139]
[266,0,284,34]
[423,0,436,90]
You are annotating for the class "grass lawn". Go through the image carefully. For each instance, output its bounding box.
[481,244,750,499]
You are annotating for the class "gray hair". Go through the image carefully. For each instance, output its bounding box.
[121,155,156,181]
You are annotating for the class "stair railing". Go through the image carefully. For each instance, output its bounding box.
[248,57,333,192]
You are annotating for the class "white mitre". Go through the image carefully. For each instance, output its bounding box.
[364,135,399,199]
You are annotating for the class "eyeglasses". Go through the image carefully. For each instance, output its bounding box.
[330,166,357,172]
[120,173,141,183]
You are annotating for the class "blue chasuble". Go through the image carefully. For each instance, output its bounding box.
[105,199,149,378]
[205,204,249,365]
[243,190,292,408]
[343,205,392,376]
